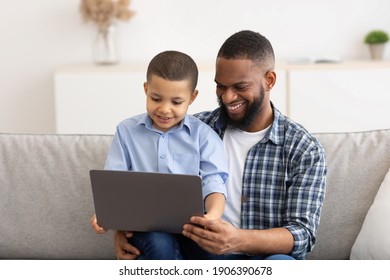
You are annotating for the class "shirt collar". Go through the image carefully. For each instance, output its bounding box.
[263,103,285,146]
[137,113,191,135]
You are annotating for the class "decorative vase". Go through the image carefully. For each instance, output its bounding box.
[93,23,119,65]
[368,43,385,60]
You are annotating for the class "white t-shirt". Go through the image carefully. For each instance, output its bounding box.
[222,125,271,228]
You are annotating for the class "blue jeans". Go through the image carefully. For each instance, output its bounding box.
[129,232,183,260]
[129,232,295,260]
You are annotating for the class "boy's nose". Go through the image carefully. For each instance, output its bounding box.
[158,103,171,114]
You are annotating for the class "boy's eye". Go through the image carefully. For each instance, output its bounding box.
[173,101,183,105]
[151,97,160,102]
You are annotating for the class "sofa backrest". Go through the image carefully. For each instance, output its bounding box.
[0,133,116,259]
[1,129,389,259]
[308,129,390,259]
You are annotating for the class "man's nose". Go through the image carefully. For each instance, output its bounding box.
[221,88,237,104]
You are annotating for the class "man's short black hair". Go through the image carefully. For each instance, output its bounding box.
[217,30,275,70]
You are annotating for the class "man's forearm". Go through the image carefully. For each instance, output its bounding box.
[236,227,294,256]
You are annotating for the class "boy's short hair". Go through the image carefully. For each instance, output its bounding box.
[146,50,198,91]
[217,30,275,71]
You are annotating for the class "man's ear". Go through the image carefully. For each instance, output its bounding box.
[189,89,198,105]
[143,82,148,95]
[265,70,276,91]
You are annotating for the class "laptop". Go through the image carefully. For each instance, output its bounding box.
[89,170,204,234]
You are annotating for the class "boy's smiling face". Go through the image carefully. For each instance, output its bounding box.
[144,75,198,132]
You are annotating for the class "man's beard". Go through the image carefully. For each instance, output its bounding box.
[218,86,265,131]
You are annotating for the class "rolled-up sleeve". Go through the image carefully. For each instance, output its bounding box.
[285,146,327,259]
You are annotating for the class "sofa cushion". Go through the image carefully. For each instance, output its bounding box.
[350,168,390,259]
[1,129,389,260]
[307,129,390,259]
[0,133,116,259]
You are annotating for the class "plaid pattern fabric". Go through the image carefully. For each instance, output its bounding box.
[194,105,327,259]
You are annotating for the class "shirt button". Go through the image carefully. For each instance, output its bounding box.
[160,154,166,159]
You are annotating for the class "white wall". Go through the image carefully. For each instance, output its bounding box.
[1,0,390,133]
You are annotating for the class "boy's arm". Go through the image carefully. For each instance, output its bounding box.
[104,127,132,170]
[197,124,228,220]
[204,192,225,220]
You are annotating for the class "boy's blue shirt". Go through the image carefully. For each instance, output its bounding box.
[104,113,228,200]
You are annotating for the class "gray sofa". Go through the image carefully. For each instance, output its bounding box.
[1,129,389,260]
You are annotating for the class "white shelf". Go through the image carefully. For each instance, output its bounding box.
[54,63,286,134]
[54,61,390,134]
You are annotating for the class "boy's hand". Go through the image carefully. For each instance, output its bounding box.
[115,230,141,260]
[90,214,107,234]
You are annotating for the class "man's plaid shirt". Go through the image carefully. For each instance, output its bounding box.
[194,105,327,259]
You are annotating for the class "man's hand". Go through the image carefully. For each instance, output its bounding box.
[182,216,242,255]
[114,230,141,260]
[183,216,295,257]
[90,214,107,234]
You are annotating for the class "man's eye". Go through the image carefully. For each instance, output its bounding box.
[235,86,247,91]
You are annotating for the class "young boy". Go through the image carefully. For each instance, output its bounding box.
[90,50,228,259]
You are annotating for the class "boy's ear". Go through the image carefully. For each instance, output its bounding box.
[143,82,148,94]
[189,89,198,105]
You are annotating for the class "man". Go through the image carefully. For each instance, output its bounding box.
[114,30,327,260]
